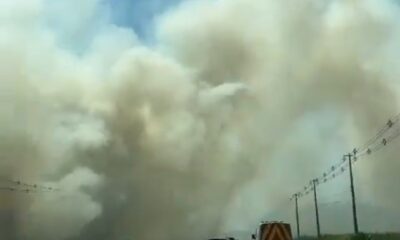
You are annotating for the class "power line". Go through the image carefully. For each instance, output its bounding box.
[0,176,59,193]
[290,112,400,237]
[0,186,59,193]
[318,200,346,206]
[357,113,400,152]
[356,117,400,157]
[294,164,349,201]
[294,114,400,200]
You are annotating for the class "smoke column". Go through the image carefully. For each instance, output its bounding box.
[1,0,400,239]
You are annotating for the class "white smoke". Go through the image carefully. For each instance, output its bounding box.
[1,0,400,239]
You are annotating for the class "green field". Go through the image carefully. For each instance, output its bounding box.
[298,233,400,240]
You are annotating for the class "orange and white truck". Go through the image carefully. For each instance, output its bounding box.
[251,221,292,240]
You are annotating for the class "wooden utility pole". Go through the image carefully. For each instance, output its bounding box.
[345,153,359,234]
[312,179,321,238]
[294,193,300,238]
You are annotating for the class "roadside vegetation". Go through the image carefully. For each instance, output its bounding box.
[297,233,400,240]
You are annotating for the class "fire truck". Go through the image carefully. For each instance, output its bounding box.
[251,221,292,240]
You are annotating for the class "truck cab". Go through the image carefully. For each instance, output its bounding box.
[251,221,292,240]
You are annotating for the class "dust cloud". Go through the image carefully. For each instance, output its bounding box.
[1,0,400,239]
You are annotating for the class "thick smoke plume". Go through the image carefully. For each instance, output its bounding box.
[1,0,400,239]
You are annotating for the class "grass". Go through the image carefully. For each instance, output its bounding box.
[297,233,400,240]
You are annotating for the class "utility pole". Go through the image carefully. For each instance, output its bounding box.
[312,179,321,238]
[345,153,359,234]
[294,193,300,238]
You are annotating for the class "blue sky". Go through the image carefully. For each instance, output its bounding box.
[43,0,185,53]
[107,0,184,41]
